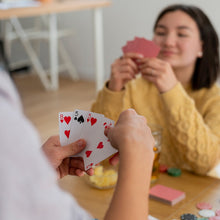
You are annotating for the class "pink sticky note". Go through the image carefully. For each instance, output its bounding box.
[149,184,185,206]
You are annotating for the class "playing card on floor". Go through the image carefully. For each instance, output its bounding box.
[59,110,118,170]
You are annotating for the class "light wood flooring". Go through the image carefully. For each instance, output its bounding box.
[13,73,96,142]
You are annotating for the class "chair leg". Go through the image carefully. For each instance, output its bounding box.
[10,17,52,90]
[0,39,10,74]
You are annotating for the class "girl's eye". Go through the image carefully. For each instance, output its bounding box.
[155,32,166,36]
[178,33,188,37]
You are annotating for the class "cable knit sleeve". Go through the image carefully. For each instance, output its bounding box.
[161,83,220,175]
[91,82,132,121]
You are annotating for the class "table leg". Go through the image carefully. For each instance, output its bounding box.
[49,13,58,90]
[94,8,104,92]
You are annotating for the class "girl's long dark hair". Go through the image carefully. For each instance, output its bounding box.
[154,4,220,90]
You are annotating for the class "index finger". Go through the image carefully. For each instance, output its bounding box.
[117,108,138,124]
[123,52,144,60]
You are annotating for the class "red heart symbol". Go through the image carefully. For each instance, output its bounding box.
[90,117,97,126]
[60,119,64,123]
[97,142,104,149]
[64,116,71,124]
[64,130,70,138]
[86,163,94,169]
[86,150,92,158]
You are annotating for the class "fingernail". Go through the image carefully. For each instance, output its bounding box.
[105,125,110,130]
[137,54,144,58]
[77,140,84,148]
[105,126,110,133]
[104,126,110,136]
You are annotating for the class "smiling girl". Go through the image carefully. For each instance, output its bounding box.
[92,4,220,176]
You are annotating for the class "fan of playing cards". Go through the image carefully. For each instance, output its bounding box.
[122,37,160,58]
[59,110,118,170]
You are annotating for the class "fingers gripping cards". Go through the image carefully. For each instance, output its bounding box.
[59,110,118,170]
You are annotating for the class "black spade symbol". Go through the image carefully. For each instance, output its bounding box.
[77,115,84,124]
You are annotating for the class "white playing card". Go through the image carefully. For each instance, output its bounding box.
[59,110,118,171]
[59,112,74,146]
[81,111,105,140]
[148,215,159,220]
[68,109,89,144]
[72,112,107,168]
[72,112,117,170]
[69,110,104,144]
[83,117,117,170]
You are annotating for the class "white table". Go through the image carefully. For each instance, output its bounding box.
[0,0,111,91]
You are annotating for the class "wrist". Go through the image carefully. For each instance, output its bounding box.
[117,144,154,189]
[119,142,154,166]
[159,80,178,94]
[108,80,124,92]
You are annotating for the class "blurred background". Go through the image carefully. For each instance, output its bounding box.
[4,0,220,82]
[1,0,220,142]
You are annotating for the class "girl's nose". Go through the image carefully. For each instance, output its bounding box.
[163,33,176,47]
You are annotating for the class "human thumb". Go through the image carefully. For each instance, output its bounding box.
[59,139,86,159]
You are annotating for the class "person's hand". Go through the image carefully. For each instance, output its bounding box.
[105,109,155,161]
[138,57,178,93]
[109,152,119,166]
[108,53,144,91]
[42,135,94,179]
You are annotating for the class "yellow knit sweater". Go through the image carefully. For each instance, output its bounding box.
[91,76,220,176]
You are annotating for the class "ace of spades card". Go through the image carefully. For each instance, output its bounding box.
[59,110,118,171]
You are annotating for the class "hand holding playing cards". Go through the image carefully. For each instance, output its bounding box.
[42,136,93,179]
[108,53,143,91]
[138,57,178,93]
[106,109,154,155]
[104,109,155,220]
[106,109,154,166]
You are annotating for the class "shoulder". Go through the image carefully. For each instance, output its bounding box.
[197,83,220,100]
[192,84,220,111]
[208,83,220,94]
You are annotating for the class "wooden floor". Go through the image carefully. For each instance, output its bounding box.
[13,73,96,142]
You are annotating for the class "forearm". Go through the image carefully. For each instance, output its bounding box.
[104,148,153,220]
